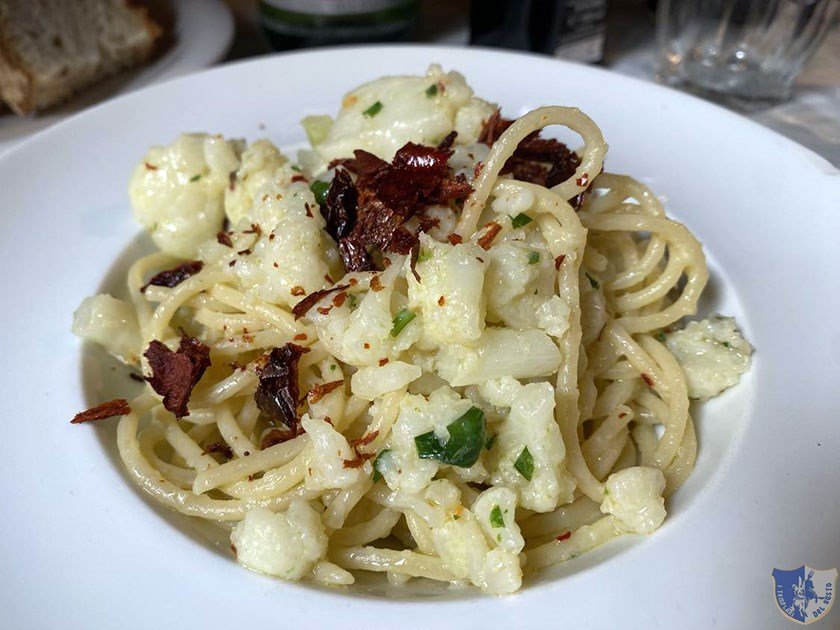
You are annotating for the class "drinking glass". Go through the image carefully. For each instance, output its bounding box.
[656,0,838,103]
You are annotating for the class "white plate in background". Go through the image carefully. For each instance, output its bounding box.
[0,0,233,156]
[0,46,838,629]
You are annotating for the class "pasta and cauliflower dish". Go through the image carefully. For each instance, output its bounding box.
[71,65,752,595]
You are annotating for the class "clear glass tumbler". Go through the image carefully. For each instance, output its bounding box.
[656,0,838,103]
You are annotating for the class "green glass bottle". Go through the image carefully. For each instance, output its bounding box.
[260,0,419,50]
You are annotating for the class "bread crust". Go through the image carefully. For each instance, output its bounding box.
[0,0,165,115]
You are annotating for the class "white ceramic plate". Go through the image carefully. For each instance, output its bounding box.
[0,0,233,156]
[1,46,838,629]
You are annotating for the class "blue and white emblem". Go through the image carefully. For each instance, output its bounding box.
[772,565,837,625]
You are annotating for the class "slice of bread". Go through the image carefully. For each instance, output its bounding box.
[0,0,163,115]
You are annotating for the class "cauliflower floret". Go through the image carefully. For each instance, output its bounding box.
[431,501,522,595]
[454,98,497,145]
[350,361,422,401]
[378,386,475,494]
[229,168,332,307]
[129,133,243,257]
[600,466,667,534]
[484,228,558,330]
[72,294,141,365]
[477,376,524,408]
[472,487,524,553]
[406,233,487,346]
[301,415,366,491]
[303,65,495,174]
[224,139,288,225]
[490,382,576,512]
[536,295,572,339]
[435,328,561,387]
[309,265,420,367]
[230,502,327,580]
[491,187,536,218]
[448,143,490,183]
[665,316,753,400]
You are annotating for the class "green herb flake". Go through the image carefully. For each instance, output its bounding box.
[655,332,667,342]
[347,293,358,309]
[511,213,533,229]
[425,84,438,97]
[527,251,540,265]
[372,449,391,482]
[485,433,497,451]
[390,308,416,337]
[497,534,502,542]
[514,446,534,481]
[585,273,600,289]
[291,165,302,172]
[189,174,201,182]
[329,364,337,371]
[363,101,383,117]
[723,341,730,348]
[310,180,330,206]
[489,505,505,528]
[417,248,432,263]
[414,407,486,468]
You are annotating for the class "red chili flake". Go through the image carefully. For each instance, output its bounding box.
[290,286,306,296]
[243,451,250,456]
[71,398,131,424]
[316,306,332,315]
[447,233,463,245]
[140,261,204,293]
[229,171,237,191]
[350,430,380,449]
[342,452,375,468]
[243,223,262,235]
[293,333,308,341]
[332,291,347,307]
[255,344,310,432]
[378,358,389,366]
[247,474,254,482]
[348,278,359,286]
[237,248,252,256]
[382,257,392,267]
[324,273,334,283]
[304,203,313,218]
[641,373,654,387]
[273,262,279,268]
[554,254,566,269]
[269,232,276,241]
[129,372,145,382]
[363,342,370,349]
[437,131,457,151]
[409,242,421,282]
[370,275,384,292]
[307,379,345,404]
[228,260,236,267]
[291,174,307,183]
[576,173,589,187]
[324,416,333,426]
[144,162,158,170]
[477,222,502,250]
[260,427,296,449]
[438,295,446,306]
[144,335,211,418]
[202,442,233,459]
[230,544,237,556]
[556,531,572,542]
[619,412,628,419]
[216,231,233,247]
[242,333,254,343]
[291,283,351,320]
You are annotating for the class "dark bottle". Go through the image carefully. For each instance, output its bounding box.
[470,0,608,63]
[260,0,419,51]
